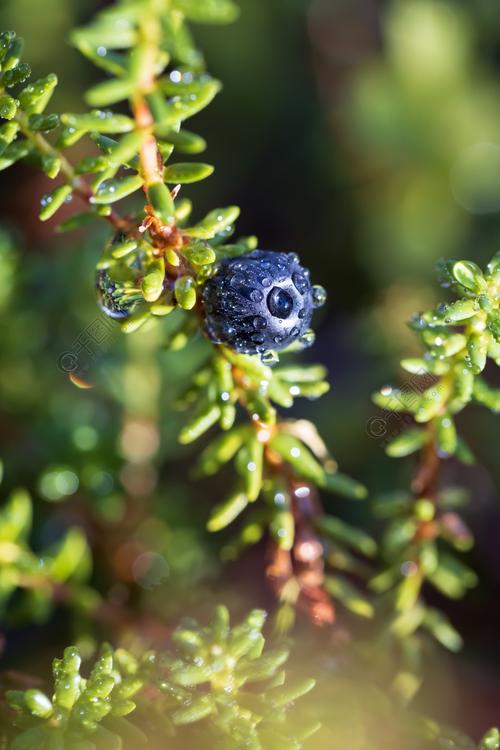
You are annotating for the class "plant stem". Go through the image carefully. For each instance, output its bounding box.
[14,109,132,233]
[411,422,441,498]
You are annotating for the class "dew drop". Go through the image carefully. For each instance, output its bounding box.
[229,272,246,289]
[261,277,272,288]
[267,287,293,319]
[253,316,267,330]
[250,289,263,303]
[292,272,309,294]
[299,330,315,348]
[261,350,279,364]
[312,285,327,308]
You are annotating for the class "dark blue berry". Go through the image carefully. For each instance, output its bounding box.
[202,250,326,355]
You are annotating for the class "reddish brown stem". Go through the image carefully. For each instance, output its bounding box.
[411,423,441,498]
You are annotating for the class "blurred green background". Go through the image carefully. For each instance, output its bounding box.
[0,0,500,746]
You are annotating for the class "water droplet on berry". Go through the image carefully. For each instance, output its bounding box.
[267,287,293,319]
[229,272,246,289]
[291,327,300,337]
[312,285,327,308]
[249,289,263,303]
[253,316,267,330]
[292,273,309,294]
[261,277,272,288]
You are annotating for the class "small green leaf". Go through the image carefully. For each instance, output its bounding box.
[0,93,17,119]
[2,36,23,71]
[435,414,457,457]
[270,510,295,551]
[268,678,316,707]
[172,696,213,725]
[317,516,377,557]
[85,77,135,107]
[24,690,53,719]
[185,205,240,239]
[196,428,248,476]
[467,330,489,374]
[142,259,165,302]
[473,377,500,413]
[71,26,137,50]
[158,128,206,154]
[441,298,479,323]
[111,239,138,258]
[74,40,126,76]
[373,387,419,413]
[1,62,31,88]
[18,73,58,115]
[400,357,449,376]
[395,570,423,612]
[62,110,135,134]
[0,488,32,542]
[235,433,263,502]
[0,121,19,157]
[422,608,463,652]
[174,0,240,24]
[451,260,485,293]
[121,307,151,333]
[390,603,426,638]
[164,162,214,184]
[39,184,72,221]
[481,728,500,750]
[91,174,143,204]
[270,432,325,486]
[157,79,222,126]
[184,239,216,265]
[28,113,59,132]
[207,489,248,531]
[386,428,428,458]
[221,349,272,383]
[174,275,197,310]
[179,404,221,444]
[0,139,31,170]
[325,576,374,618]
[147,181,175,224]
[107,130,146,167]
[415,381,449,423]
[323,471,368,499]
[275,365,327,383]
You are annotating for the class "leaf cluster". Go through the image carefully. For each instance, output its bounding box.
[5,607,318,750]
